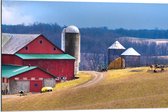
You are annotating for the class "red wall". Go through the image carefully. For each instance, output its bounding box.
[2,77,9,83]
[30,80,43,92]
[9,68,54,80]
[2,54,23,65]
[2,35,75,81]
[17,35,64,54]
[9,68,55,92]
[23,60,75,80]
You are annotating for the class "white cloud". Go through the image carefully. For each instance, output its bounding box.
[2,5,34,25]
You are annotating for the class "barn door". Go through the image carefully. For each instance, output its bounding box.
[43,78,56,87]
[18,81,30,92]
[30,80,42,92]
[9,80,30,94]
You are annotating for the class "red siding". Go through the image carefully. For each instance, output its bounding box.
[2,54,23,65]
[17,35,64,54]
[8,68,55,92]
[23,60,75,80]
[3,78,9,83]
[2,78,4,83]
[10,68,54,80]
[30,80,43,92]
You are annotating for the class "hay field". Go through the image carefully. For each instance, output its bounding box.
[54,72,93,90]
[2,67,168,110]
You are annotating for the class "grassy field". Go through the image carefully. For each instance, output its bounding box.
[2,67,168,110]
[54,72,93,90]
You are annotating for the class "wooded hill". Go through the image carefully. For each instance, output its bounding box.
[2,23,168,70]
[2,23,168,55]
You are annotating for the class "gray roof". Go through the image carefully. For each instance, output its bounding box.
[121,47,141,56]
[2,33,41,54]
[108,41,125,49]
[2,33,12,47]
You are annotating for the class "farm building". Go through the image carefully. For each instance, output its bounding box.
[2,65,56,94]
[121,47,141,67]
[108,41,125,64]
[2,33,76,94]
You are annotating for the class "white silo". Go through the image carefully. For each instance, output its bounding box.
[61,25,80,75]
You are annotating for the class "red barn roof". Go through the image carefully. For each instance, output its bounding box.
[2,33,64,55]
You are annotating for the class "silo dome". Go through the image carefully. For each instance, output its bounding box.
[65,25,80,33]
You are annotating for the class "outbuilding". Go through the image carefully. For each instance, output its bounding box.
[108,41,126,65]
[121,47,141,67]
[2,65,56,94]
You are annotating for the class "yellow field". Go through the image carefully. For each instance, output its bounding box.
[54,72,93,90]
[2,67,168,110]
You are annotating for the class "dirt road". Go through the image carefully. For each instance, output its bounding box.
[74,71,105,89]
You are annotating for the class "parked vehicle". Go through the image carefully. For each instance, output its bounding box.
[41,87,53,93]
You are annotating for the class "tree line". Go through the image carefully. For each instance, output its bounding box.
[2,23,168,55]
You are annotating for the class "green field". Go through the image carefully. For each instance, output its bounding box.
[2,67,168,110]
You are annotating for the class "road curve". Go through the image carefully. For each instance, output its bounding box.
[74,71,104,89]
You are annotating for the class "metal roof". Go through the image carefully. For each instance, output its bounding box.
[2,33,12,47]
[2,33,41,54]
[65,25,80,33]
[121,47,141,56]
[16,54,76,60]
[108,41,126,49]
[2,65,37,78]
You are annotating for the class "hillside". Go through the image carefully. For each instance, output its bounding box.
[2,24,168,70]
[2,67,168,110]
[2,24,168,54]
[118,37,168,56]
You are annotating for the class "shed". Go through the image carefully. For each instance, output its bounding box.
[2,65,56,94]
[121,47,141,67]
[108,41,125,64]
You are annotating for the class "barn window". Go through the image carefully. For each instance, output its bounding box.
[39,78,43,80]
[25,46,28,50]
[15,77,19,80]
[39,40,43,44]
[53,47,57,51]
[4,78,7,83]
[31,77,35,80]
[23,77,27,80]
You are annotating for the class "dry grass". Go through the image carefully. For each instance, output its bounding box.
[2,67,168,110]
[54,72,93,90]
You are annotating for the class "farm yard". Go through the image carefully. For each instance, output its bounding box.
[2,67,168,111]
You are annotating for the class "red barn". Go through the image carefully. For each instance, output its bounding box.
[2,33,75,94]
[2,65,56,94]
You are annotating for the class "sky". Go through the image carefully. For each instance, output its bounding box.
[2,0,168,29]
